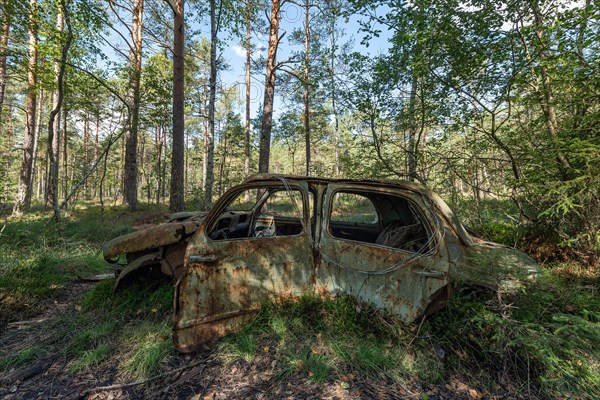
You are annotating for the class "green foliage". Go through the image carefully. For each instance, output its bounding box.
[122,321,174,380]
[221,293,428,384]
[427,268,600,397]
[0,347,40,371]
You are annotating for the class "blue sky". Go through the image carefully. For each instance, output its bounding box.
[192,2,393,120]
[100,2,393,122]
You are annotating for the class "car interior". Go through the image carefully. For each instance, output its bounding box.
[208,187,305,240]
[207,185,431,253]
[328,190,431,253]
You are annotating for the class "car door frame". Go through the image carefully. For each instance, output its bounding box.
[315,182,450,322]
[173,179,313,352]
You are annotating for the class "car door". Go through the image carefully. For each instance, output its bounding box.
[174,180,313,352]
[315,182,450,322]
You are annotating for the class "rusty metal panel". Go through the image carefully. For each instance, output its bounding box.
[103,217,203,260]
[174,181,314,352]
[314,182,451,323]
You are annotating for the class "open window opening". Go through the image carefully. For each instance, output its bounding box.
[208,187,305,240]
[328,190,433,253]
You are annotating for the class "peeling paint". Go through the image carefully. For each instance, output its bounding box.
[101,175,541,353]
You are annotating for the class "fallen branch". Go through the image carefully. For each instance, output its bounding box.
[79,353,213,397]
[1,357,57,386]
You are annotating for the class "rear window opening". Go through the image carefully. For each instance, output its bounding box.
[328,190,432,253]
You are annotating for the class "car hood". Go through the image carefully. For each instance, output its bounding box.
[103,213,206,261]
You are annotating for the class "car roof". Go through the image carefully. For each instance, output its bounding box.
[243,174,474,246]
[244,173,423,190]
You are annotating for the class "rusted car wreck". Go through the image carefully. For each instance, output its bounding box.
[103,175,540,352]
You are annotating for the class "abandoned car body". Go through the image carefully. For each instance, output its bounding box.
[103,175,540,352]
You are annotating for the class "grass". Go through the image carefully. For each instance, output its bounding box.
[0,203,176,382]
[219,293,442,387]
[217,266,599,398]
[1,202,599,398]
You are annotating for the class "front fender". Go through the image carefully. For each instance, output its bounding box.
[103,218,203,262]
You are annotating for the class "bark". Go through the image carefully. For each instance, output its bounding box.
[258,0,281,174]
[330,14,339,177]
[201,83,208,191]
[124,0,143,211]
[170,0,185,212]
[61,107,68,199]
[13,0,38,216]
[154,124,161,204]
[161,116,167,201]
[92,113,99,197]
[47,1,71,226]
[83,111,89,196]
[406,72,418,182]
[46,73,61,208]
[531,1,570,173]
[203,0,216,209]
[0,7,9,127]
[28,89,43,202]
[244,0,251,178]
[3,104,11,199]
[303,0,310,176]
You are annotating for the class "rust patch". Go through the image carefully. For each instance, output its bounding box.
[101,175,540,353]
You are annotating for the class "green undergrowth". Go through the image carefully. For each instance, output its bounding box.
[220,264,599,398]
[219,293,443,385]
[0,204,168,323]
[0,278,175,380]
[66,279,175,378]
[449,197,521,246]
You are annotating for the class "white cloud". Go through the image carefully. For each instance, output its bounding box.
[232,45,246,57]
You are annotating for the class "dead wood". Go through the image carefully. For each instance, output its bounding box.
[1,356,56,386]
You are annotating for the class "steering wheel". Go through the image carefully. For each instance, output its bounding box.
[214,228,229,240]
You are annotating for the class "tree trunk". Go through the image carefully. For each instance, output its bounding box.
[531,2,570,174]
[28,89,43,203]
[202,84,208,190]
[155,124,161,204]
[0,7,9,127]
[170,0,185,212]
[13,0,38,216]
[61,107,68,199]
[46,54,62,208]
[46,1,71,227]
[3,104,12,200]
[161,116,167,202]
[258,0,281,174]
[244,0,251,179]
[124,0,143,211]
[203,0,217,210]
[406,72,418,182]
[83,110,89,196]
[330,12,339,177]
[303,0,310,176]
[92,112,99,198]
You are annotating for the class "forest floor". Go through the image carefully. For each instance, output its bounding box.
[0,203,598,399]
